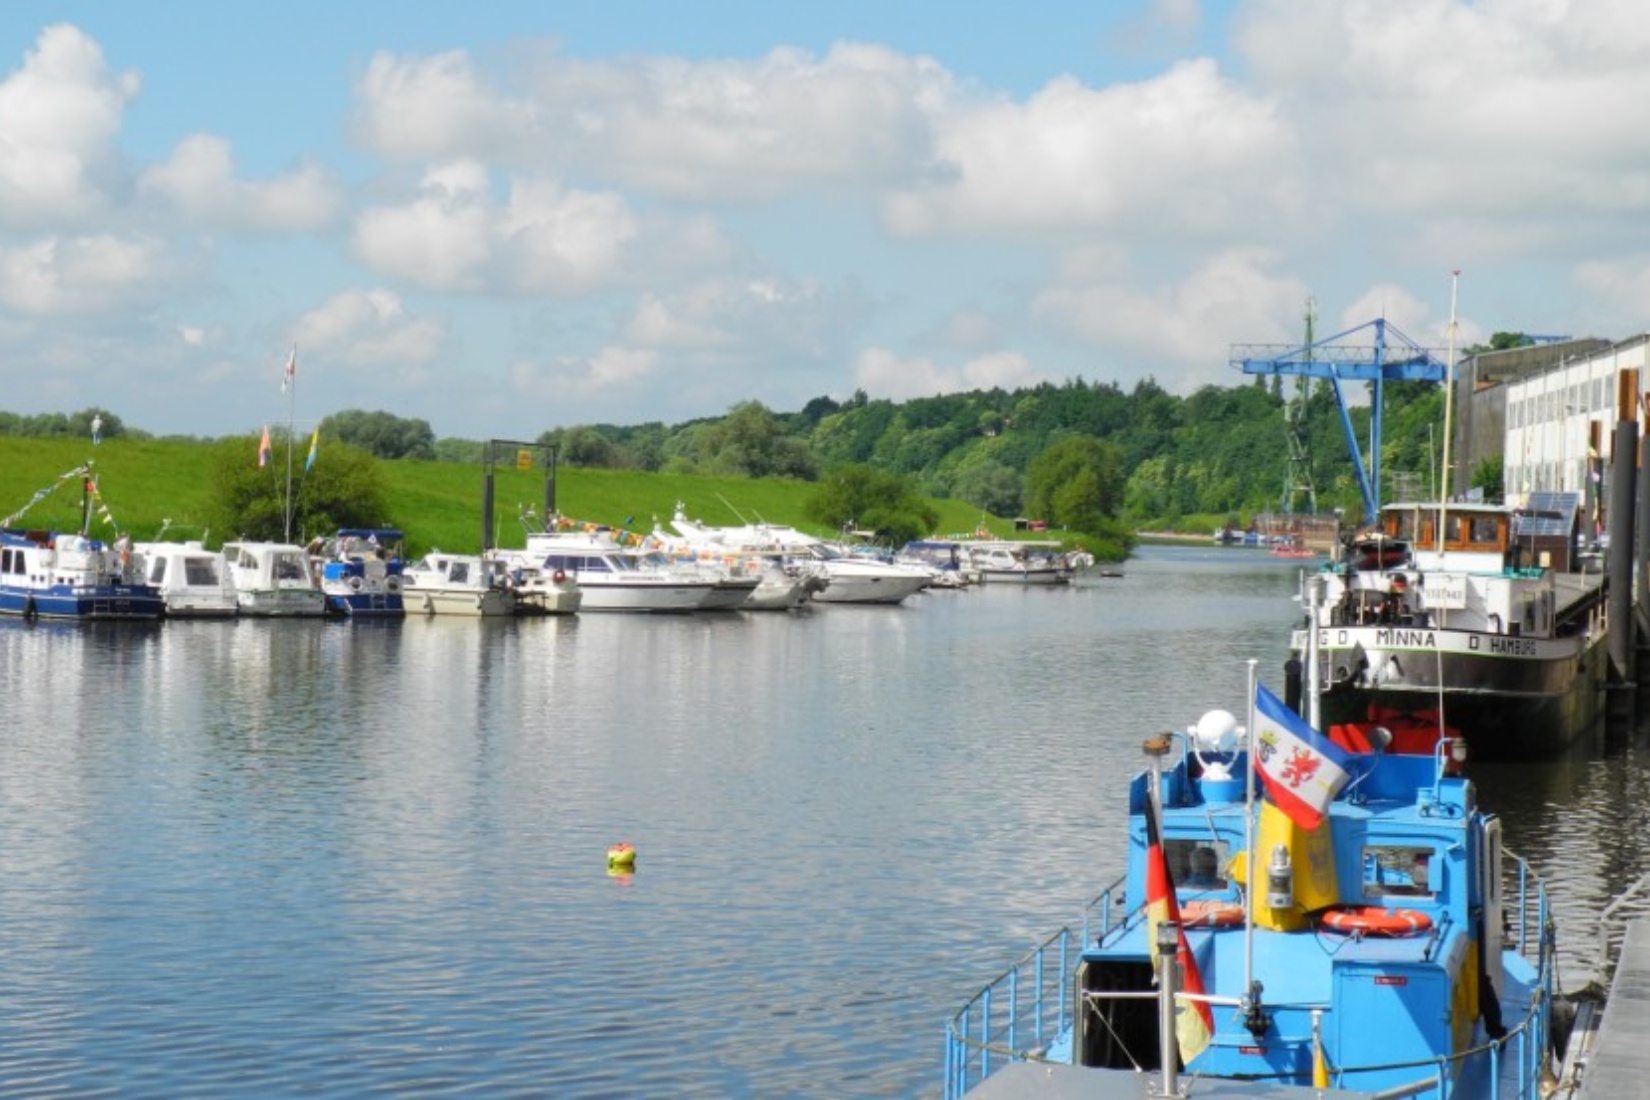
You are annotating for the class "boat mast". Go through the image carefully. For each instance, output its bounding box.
[1437,271,1461,552]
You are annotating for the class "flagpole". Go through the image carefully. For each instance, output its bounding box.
[1243,657,1257,1006]
[283,351,295,543]
[1438,270,1460,543]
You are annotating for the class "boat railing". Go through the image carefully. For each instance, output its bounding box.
[1587,867,1650,994]
[942,877,1128,1100]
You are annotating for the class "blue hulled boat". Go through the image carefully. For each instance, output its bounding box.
[319,528,406,618]
[0,528,164,621]
[944,686,1557,1100]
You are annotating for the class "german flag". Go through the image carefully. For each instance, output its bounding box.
[1145,810,1215,1065]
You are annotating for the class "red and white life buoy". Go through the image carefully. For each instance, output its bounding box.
[1180,899,1245,929]
[1319,905,1434,937]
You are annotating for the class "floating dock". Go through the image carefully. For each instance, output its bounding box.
[1577,917,1650,1098]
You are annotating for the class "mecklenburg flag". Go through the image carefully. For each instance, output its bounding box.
[304,426,320,473]
[1145,809,1214,1065]
[258,424,273,468]
[1253,683,1352,831]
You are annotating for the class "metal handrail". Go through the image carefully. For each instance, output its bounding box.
[1588,868,1650,992]
[943,879,1127,1099]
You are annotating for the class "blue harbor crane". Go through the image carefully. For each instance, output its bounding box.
[1230,315,1450,524]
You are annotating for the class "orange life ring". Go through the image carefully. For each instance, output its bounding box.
[1180,899,1245,929]
[551,569,567,584]
[1319,905,1434,937]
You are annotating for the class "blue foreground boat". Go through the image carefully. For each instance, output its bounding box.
[944,687,1557,1100]
[319,528,406,617]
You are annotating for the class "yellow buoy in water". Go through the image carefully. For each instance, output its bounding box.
[607,843,636,870]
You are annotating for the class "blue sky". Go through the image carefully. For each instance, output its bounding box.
[3,1,1647,440]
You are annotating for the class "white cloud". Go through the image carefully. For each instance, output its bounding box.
[352,48,540,162]
[852,347,1041,401]
[0,24,138,229]
[1235,0,1650,260]
[292,288,445,372]
[1033,248,1311,388]
[138,134,340,232]
[353,161,640,294]
[883,60,1301,242]
[0,234,168,316]
[511,345,660,398]
[354,42,954,201]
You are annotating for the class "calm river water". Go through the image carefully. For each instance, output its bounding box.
[0,544,1645,1098]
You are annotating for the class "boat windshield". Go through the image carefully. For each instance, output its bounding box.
[1167,839,1230,890]
[1362,844,1435,898]
[183,556,222,585]
[272,553,309,581]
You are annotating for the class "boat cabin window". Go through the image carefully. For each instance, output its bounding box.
[449,561,470,584]
[1166,839,1229,890]
[1362,844,1435,898]
[274,555,307,580]
[184,557,221,585]
[149,558,168,583]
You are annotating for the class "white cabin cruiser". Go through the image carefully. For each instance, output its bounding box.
[219,541,328,618]
[401,552,517,617]
[133,541,237,618]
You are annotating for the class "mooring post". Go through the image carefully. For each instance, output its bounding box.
[1608,415,1638,729]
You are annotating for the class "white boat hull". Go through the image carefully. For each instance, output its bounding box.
[403,587,516,617]
[812,569,929,604]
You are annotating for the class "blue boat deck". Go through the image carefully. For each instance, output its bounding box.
[961,1062,1378,1099]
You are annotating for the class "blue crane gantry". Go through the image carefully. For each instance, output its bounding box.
[1230,317,1450,525]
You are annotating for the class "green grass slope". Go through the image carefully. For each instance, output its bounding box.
[0,438,1007,554]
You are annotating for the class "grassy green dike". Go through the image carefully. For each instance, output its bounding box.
[0,437,1008,555]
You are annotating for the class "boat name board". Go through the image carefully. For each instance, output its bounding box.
[1419,578,1467,609]
[1296,627,1564,659]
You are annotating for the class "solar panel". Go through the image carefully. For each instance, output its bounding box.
[1514,491,1581,537]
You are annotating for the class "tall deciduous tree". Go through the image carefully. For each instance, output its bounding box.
[208,434,392,543]
[1025,436,1125,532]
[320,409,436,460]
[697,401,819,479]
[803,464,939,546]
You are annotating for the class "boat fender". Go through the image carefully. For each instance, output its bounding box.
[347,575,363,592]
[384,576,402,594]
[1319,905,1433,937]
[22,597,37,623]
[1180,899,1245,929]
[552,570,567,584]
